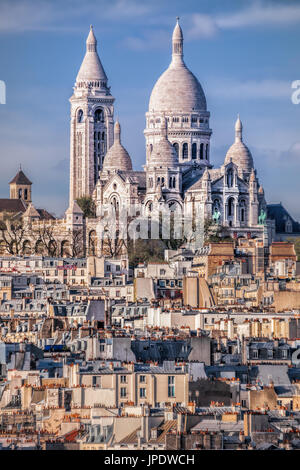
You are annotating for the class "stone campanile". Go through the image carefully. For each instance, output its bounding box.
[69,25,115,204]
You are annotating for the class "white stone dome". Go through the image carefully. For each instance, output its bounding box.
[103,121,132,172]
[149,119,179,167]
[149,66,207,113]
[148,20,207,113]
[224,116,254,173]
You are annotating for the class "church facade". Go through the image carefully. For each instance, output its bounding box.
[69,21,269,247]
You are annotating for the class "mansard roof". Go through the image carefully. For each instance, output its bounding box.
[267,203,300,233]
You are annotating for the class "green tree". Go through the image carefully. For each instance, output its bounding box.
[128,238,165,268]
[76,196,96,218]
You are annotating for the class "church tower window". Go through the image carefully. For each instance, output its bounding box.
[182,143,188,159]
[205,144,209,160]
[77,109,84,123]
[200,143,204,159]
[192,143,197,159]
[240,199,246,223]
[173,143,179,156]
[95,109,104,123]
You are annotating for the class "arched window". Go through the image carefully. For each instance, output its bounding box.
[173,177,176,189]
[173,143,179,156]
[161,177,165,187]
[227,169,233,187]
[227,197,234,217]
[77,109,84,123]
[182,143,188,159]
[94,109,103,123]
[206,144,209,160]
[192,143,197,159]
[240,199,246,223]
[200,143,204,159]
[149,144,153,154]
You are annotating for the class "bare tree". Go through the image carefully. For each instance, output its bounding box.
[0,212,27,255]
[70,228,84,258]
[31,222,59,256]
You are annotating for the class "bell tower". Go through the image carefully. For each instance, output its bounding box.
[9,166,32,205]
[69,26,115,204]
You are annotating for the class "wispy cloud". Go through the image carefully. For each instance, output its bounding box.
[123,29,170,51]
[0,0,156,33]
[207,78,291,100]
[185,2,300,40]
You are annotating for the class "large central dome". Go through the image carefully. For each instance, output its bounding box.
[148,20,207,113]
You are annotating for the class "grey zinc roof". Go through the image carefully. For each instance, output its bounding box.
[191,419,243,433]
[250,365,291,386]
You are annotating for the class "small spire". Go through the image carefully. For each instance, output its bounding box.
[172,18,184,65]
[86,24,97,50]
[114,121,121,143]
[235,114,243,142]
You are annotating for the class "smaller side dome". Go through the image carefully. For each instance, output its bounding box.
[103,121,132,172]
[224,115,254,173]
[149,118,179,167]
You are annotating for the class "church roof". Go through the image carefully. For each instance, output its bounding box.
[110,171,146,191]
[267,204,300,234]
[24,203,40,218]
[9,170,32,185]
[36,208,56,220]
[103,121,132,172]
[76,25,108,85]
[148,19,207,113]
[66,200,84,215]
[0,199,27,213]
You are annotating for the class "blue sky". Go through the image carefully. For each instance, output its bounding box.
[0,0,299,219]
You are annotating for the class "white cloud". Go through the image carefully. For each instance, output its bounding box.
[216,2,300,29]
[184,14,218,40]
[123,29,170,51]
[208,78,291,100]
[185,2,300,40]
[0,0,156,33]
